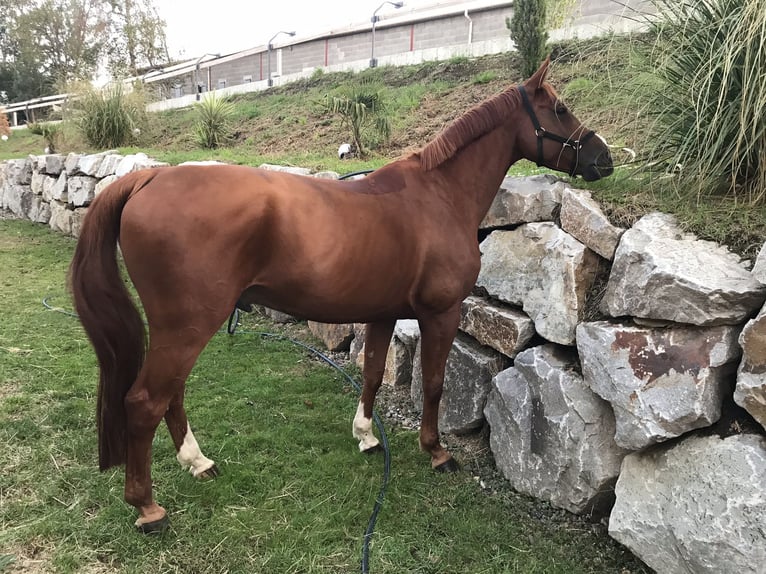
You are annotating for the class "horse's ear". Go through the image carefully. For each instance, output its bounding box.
[525,56,552,90]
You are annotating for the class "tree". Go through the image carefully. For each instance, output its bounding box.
[507,0,548,78]
[0,0,169,102]
[105,0,170,78]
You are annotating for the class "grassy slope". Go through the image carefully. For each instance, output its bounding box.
[0,219,648,573]
[2,33,764,255]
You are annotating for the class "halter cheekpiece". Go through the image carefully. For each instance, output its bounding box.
[518,84,595,177]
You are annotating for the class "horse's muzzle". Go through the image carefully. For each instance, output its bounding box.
[581,150,614,181]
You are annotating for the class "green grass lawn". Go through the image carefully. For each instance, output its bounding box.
[0,219,648,573]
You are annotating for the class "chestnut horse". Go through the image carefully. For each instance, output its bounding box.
[69,59,613,532]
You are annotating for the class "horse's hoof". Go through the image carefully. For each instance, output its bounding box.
[362,444,384,455]
[197,464,220,479]
[136,514,169,534]
[434,458,460,473]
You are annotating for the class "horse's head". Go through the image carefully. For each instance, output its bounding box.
[515,58,613,182]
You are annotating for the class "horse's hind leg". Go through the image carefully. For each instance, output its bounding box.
[165,392,219,479]
[417,306,461,472]
[123,327,217,533]
[352,319,396,453]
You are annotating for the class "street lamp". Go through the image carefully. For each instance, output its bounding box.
[370,1,404,68]
[267,30,296,87]
[194,53,220,100]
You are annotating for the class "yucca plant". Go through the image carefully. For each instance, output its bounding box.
[645,0,766,203]
[326,80,391,157]
[27,121,62,153]
[193,94,234,149]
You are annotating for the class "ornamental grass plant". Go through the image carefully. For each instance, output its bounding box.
[645,0,766,203]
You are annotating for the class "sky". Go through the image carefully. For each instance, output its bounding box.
[153,0,439,60]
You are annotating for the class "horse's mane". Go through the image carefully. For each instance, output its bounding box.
[416,85,523,171]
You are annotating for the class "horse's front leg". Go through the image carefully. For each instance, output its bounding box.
[352,319,396,453]
[165,392,219,479]
[417,306,461,472]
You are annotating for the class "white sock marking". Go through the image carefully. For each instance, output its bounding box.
[176,424,216,477]
[352,401,379,452]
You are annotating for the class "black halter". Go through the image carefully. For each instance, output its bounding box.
[518,84,596,177]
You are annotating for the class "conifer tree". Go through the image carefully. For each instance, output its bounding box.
[507,0,548,78]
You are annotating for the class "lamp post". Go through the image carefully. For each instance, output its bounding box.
[194,53,220,100]
[267,30,296,87]
[370,1,403,68]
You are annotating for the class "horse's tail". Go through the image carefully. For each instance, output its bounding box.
[69,170,158,471]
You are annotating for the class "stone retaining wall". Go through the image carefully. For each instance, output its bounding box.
[2,155,765,574]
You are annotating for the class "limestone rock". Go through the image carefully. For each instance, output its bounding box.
[27,195,51,224]
[115,153,168,176]
[559,187,624,260]
[412,333,510,434]
[577,321,742,450]
[37,154,65,176]
[94,174,119,197]
[68,176,98,208]
[307,321,354,352]
[752,241,766,284]
[383,320,420,387]
[77,153,108,177]
[95,154,123,178]
[31,172,45,195]
[609,433,766,574]
[603,212,766,325]
[351,320,420,387]
[313,171,339,179]
[480,174,565,229]
[484,344,627,515]
[259,163,312,176]
[49,201,73,235]
[70,208,87,238]
[259,306,298,324]
[460,295,534,358]
[735,307,766,431]
[5,158,32,186]
[64,153,82,175]
[476,223,600,345]
[349,323,366,369]
[5,185,33,217]
[45,172,67,203]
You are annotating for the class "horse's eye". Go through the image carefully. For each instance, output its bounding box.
[555,105,568,115]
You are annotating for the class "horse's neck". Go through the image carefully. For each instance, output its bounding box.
[438,125,520,228]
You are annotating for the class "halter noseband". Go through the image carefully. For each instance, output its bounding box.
[518,84,596,177]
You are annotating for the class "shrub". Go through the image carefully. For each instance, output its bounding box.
[72,83,145,149]
[193,94,235,149]
[326,79,391,157]
[507,0,548,78]
[645,0,766,202]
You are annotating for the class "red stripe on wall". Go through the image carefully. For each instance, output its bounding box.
[325,39,329,67]
[259,53,263,81]
[410,25,414,51]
